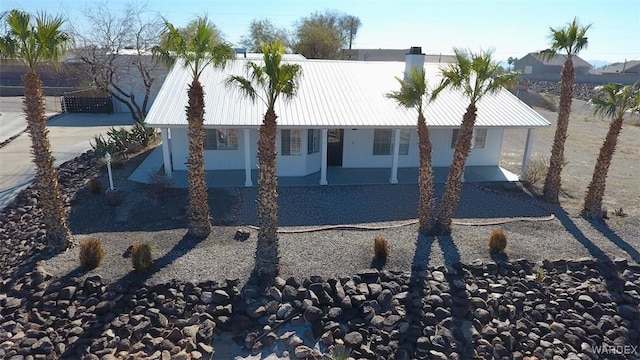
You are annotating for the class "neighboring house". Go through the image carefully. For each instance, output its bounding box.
[144,48,549,186]
[341,48,457,63]
[601,60,640,75]
[515,52,592,76]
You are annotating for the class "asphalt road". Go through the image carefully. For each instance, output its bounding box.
[0,98,133,209]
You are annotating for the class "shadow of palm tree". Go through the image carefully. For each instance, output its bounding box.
[553,207,609,260]
[61,232,208,358]
[435,235,475,359]
[589,218,640,263]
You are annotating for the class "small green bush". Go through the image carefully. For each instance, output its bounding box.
[373,236,390,262]
[79,237,104,270]
[131,242,153,273]
[87,178,103,195]
[488,229,508,254]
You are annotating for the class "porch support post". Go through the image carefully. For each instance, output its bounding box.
[160,128,172,178]
[390,128,400,184]
[320,129,328,185]
[244,128,253,187]
[520,128,535,180]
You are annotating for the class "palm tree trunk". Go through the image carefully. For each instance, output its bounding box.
[543,59,574,203]
[22,72,72,250]
[186,79,211,238]
[255,108,280,283]
[582,116,624,219]
[433,104,477,235]
[417,113,435,233]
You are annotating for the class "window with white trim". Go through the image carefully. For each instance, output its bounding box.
[451,128,487,149]
[373,129,392,155]
[204,129,238,150]
[307,129,320,154]
[281,129,301,156]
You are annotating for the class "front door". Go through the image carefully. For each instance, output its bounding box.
[327,129,344,166]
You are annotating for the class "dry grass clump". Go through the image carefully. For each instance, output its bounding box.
[79,237,104,270]
[373,236,390,262]
[87,178,103,195]
[131,242,153,273]
[488,229,508,254]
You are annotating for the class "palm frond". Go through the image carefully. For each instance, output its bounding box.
[544,17,591,57]
[591,83,640,119]
[225,75,259,102]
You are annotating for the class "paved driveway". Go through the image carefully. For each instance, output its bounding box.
[0,112,132,209]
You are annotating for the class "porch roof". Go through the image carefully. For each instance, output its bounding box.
[146,59,550,129]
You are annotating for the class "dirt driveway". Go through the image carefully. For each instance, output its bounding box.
[500,94,639,217]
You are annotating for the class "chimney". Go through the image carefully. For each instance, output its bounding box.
[404,46,425,81]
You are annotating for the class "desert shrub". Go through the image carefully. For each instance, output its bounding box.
[79,237,104,270]
[87,178,103,195]
[488,229,508,254]
[534,266,546,283]
[328,343,351,360]
[92,124,156,158]
[131,242,153,273]
[148,170,174,191]
[525,155,549,187]
[612,207,627,217]
[373,236,390,262]
[542,92,558,111]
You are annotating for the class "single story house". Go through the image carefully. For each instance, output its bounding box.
[514,52,592,77]
[143,47,549,187]
[601,60,640,75]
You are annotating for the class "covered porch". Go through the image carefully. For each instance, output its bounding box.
[129,146,519,188]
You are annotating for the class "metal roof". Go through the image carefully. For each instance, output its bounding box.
[145,58,550,129]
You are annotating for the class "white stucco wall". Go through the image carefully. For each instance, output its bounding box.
[171,127,259,171]
[430,128,504,166]
[169,126,505,173]
[342,129,419,168]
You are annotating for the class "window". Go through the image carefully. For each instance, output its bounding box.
[308,129,320,154]
[373,129,410,155]
[399,129,410,155]
[451,128,487,149]
[281,129,301,156]
[204,129,238,150]
[373,129,392,155]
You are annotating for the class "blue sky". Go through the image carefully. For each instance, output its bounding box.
[3,0,639,64]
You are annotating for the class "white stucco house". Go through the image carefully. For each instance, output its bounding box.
[142,47,549,187]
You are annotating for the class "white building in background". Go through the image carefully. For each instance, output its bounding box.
[143,47,549,186]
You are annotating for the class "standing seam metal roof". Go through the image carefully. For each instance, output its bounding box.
[145,58,550,129]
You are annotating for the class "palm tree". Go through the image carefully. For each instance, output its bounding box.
[583,83,640,220]
[226,40,301,282]
[153,16,234,238]
[0,10,72,250]
[542,18,591,203]
[430,49,519,235]
[386,67,435,233]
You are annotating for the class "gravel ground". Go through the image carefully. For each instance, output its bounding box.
[43,182,640,287]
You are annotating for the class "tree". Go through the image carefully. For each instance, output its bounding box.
[153,16,235,238]
[293,11,361,59]
[0,10,73,250]
[542,18,591,203]
[71,1,164,124]
[507,56,517,71]
[430,49,519,235]
[226,40,301,284]
[386,67,435,233]
[240,18,290,52]
[583,83,640,220]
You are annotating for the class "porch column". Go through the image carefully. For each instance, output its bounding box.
[244,128,253,187]
[320,129,328,185]
[160,128,172,178]
[390,128,400,184]
[520,128,535,180]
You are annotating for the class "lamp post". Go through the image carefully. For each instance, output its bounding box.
[105,152,115,191]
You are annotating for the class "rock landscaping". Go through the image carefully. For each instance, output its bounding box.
[1,153,639,359]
